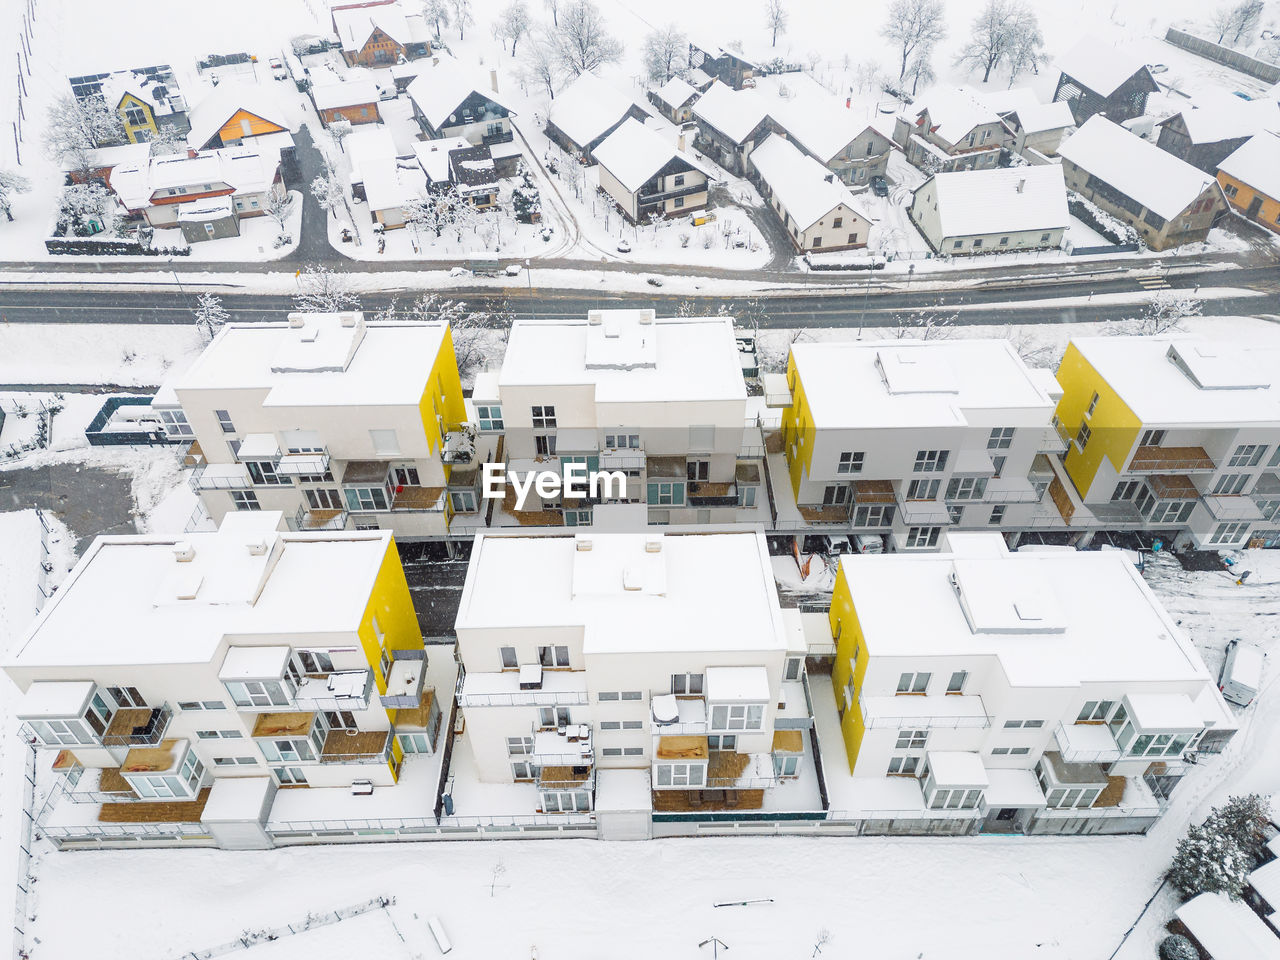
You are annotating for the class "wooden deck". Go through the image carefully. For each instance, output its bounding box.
[707,750,750,782]
[1094,775,1126,808]
[852,480,895,503]
[121,739,181,773]
[651,789,766,812]
[98,788,211,824]
[538,766,591,785]
[103,707,157,741]
[252,712,315,739]
[321,728,389,761]
[392,486,445,511]
[772,730,804,753]
[656,736,708,761]
[183,439,204,467]
[52,750,81,771]
[1049,476,1075,525]
[799,504,849,524]
[98,766,137,795]
[394,688,436,729]
[1129,445,1215,472]
[502,486,564,526]
[297,508,345,529]
[1147,474,1199,499]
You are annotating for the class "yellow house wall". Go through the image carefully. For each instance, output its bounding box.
[1053,343,1142,500]
[829,565,871,774]
[1218,171,1280,235]
[117,93,158,144]
[217,109,286,145]
[781,353,815,499]
[418,326,467,525]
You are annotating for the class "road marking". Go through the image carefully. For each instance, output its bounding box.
[1136,275,1171,290]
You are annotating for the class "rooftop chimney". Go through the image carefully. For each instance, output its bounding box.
[490,68,499,94]
[173,541,195,562]
[1016,178,1025,194]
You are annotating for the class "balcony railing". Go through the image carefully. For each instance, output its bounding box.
[291,504,349,532]
[1200,495,1264,521]
[100,704,173,748]
[1053,722,1123,764]
[687,481,738,507]
[319,729,392,764]
[276,449,331,477]
[1127,445,1216,473]
[481,130,514,145]
[293,671,374,712]
[536,767,595,791]
[896,497,953,524]
[189,463,252,491]
[859,695,989,730]
[443,429,476,465]
[637,182,707,205]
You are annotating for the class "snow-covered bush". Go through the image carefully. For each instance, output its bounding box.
[1158,934,1197,960]
[1166,799,1269,901]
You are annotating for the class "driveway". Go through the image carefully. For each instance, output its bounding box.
[0,463,140,553]
[286,125,341,265]
[731,189,799,272]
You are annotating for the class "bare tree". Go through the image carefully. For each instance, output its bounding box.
[544,0,559,25]
[890,300,955,339]
[310,168,346,219]
[498,0,531,56]
[264,190,294,235]
[404,190,457,242]
[44,94,126,176]
[955,0,1041,83]
[193,293,230,342]
[423,0,450,37]
[1007,327,1056,368]
[148,124,185,156]
[329,117,354,152]
[906,44,937,95]
[56,182,118,235]
[521,30,562,98]
[295,265,361,313]
[1114,290,1203,336]
[764,0,789,47]
[1211,0,1265,46]
[642,23,687,83]
[450,0,475,39]
[553,0,622,75]
[0,170,31,222]
[880,0,947,82]
[401,292,503,375]
[853,59,884,93]
[1005,14,1045,83]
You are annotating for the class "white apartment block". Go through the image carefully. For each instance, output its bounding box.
[828,532,1236,834]
[153,312,472,541]
[4,512,441,849]
[452,529,812,835]
[777,339,1068,550]
[474,310,767,528]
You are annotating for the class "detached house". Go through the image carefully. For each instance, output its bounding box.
[688,39,759,90]
[1052,38,1158,125]
[310,77,382,128]
[1156,95,1280,174]
[748,133,872,253]
[331,0,432,66]
[186,84,292,152]
[1217,132,1280,234]
[1058,117,1228,250]
[649,76,699,124]
[995,101,1076,160]
[546,72,650,163]
[406,59,520,175]
[593,118,713,222]
[69,65,188,146]
[773,97,893,186]
[909,165,1069,255]
[691,82,774,176]
[894,87,1005,173]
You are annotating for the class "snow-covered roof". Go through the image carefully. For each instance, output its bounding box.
[1004,100,1075,134]
[790,339,1056,431]
[332,1,430,53]
[1218,132,1280,201]
[1174,892,1280,960]
[654,76,697,111]
[346,126,399,184]
[109,145,281,210]
[692,81,769,144]
[1055,36,1155,97]
[412,135,471,183]
[1166,94,1280,144]
[770,94,885,163]
[838,532,1221,689]
[548,71,640,149]
[6,512,393,670]
[177,196,234,221]
[186,83,290,150]
[1251,859,1280,911]
[498,312,746,404]
[311,76,380,110]
[1058,116,1221,220]
[593,118,713,193]
[924,165,1069,238]
[362,156,424,211]
[456,531,787,656]
[99,69,182,118]
[927,751,988,787]
[908,86,1002,144]
[1066,337,1280,426]
[167,315,449,407]
[405,57,515,131]
[981,88,1040,116]
[66,141,152,173]
[749,133,867,232]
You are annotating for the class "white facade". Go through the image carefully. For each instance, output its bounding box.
[454,530,810,815]
[154,313,470,540]
[908,166,1069,256]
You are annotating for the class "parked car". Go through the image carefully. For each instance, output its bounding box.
[269,58,287,81]
[617,238,632,253]
[870,175,889,197]
[853,534,884,554]
[1219,639,1263,707]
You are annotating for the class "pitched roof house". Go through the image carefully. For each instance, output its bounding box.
[771,96,894,186]
[893,86,1005,173]
[749,133,872,253]
[1217,132,1280,234]
[688,39,759,90]
[1052,37,1159,125]
[310,77,382,128]
[593,118,715,222]
[95,68,189,145]
[405,58,519,173]
[1156,94,1280,174]
[331,0,432,66]
[690,82,775,175]
[648,76,699,124]
[545,72,650,162]
[1058,116,1228,250]
[909,165,1069,255]
[186,84,291,151]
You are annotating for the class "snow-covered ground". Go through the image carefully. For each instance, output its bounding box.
[0,322,204,386]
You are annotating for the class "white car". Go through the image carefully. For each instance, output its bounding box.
[616,239,632,253]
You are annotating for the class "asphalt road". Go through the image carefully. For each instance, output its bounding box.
[0,262,1275,328]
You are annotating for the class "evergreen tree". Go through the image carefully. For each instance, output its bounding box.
[1167,815,1253,900]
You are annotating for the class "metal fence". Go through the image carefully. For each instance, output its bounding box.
[12,746,35,960]
[1165,27,1280,83]
[170,895,395,960]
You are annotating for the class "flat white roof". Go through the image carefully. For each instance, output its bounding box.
[456,531,786,657]
[200,775,273,822]
[838,533,1218,688]
[7,513,391,670]
[982,768,1046,808]
[791,338,1055,430]
[925,165,1069,238]
[1175,892,1280,960]
[19,680,94,718]
[927,750,988,787]
[1125,693,1203,731]
[1251,860,1280,911]
[498,312,746,404]
[704,666,771,702]
[168,315,448,408]
[1068,337,1280,426]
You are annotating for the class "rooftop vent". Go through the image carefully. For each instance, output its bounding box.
[339,312,359,327]
[287,314,306,328]
[622,565,645,591]
[576,538,593,552]
[1016,178,1025,194]
[172,541,195,562]
[644,538,662,553]
[587,311,604,325]
[246,539,269,556]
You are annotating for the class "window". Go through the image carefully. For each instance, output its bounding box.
[848,232,858,244]
[895,729,928,749]
[196,730,242,740]
[710,703,764,731]
[905,526,940,548]
[656,762,705,787]
[948,505,965,524]
[671,173,685,187]
[707,735,737,750]
[344,486,389,511]
[1139,429,1165,446]
[1211,521,1250,545]
[538,706,572,728]
[1229,444,1266,468]
[913,450,948,473]
[393,465,420,487]
[246,460,288,486]
[225,679,290,708]
[531,405,557,428]
[259,738,315,764]
[988,505,1005,526]
[947,671,967,694]
[671,673,704,695]
[507,736,533,756]
[673,197,685,208]
[785,657,803,681]
[1040,232,1051,242]
[1112,480,1141,501]
[604,433,641,449]
[1003,719,1045,729]
[907,478,940,500]
[946,477,987,501]
[646,481,685,506]
[953,240,963,249]
[538,645,571,668]
[159,409,194,437]
[1086,393,1099,418]
[228,490,261,511]
[973,239,983,249]
[602,747,622,757]
[1075,423,1091,450]
[499,646,518,669]
[836,451,865,474]
[737,485,758,508]
[853,504,894,527]
[987,427,1015,450]
[686,459,710,482]
[833,217,843,228]
[215,409,235,433]
[622,746,644,756]
[887,756,919,775]
[1212,473,1249,496]
[1223,182,1238,198]
[929,788,981,810]
[621,691,642,701]
[999,236,1009,246]
[476,404,504,431]
[534,434,557,457]
[598,692,619,702]
[812,237,822,248]
[896,672,930,694]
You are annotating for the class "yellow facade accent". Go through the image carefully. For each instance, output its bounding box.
[116,93,158,145]
[1217,171,1280,235]
[780,353,815,499]
[1053,343,1142,500]
[419,326,467,526]
[829,564,871,774]
[217,109,286,145]
[357,537,424,696]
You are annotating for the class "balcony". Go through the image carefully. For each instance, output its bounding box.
[292,670,373,712]
[291,504,348,531]
[251,712,315,739]
[101,704,173,748]
[762,373,792,408]
[1053,722,1122,764]
[381,654,427,710]
[392,485,445,512]
[320,728,392,764]
[457,669,589,708]
[536,765,594,791]
[688,481,738,507]
[852,480,896,504]
[983,478,1041,504]
[235,433,282,463]
[189,463,252,491]
[860,694,990,730]
[897,497,953,525]
[1128,445,1216,473]
[530,725,594,765]
[1201,495,1264,521]
[637,181,708,206]
[276,449,331,477]
[797,503,851,525]
[1041,420,1070,455]
[443,428,477,465]
[651,693,707,735]
[481,130,513,145]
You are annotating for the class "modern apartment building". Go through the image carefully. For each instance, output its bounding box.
[153,312,473,540]
[1054,337,1280,549]
[452,528,812,834]
[474,310,767,528]
[826,531,1236,834]
[776,339,1067,549]
[5,512,441,848]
